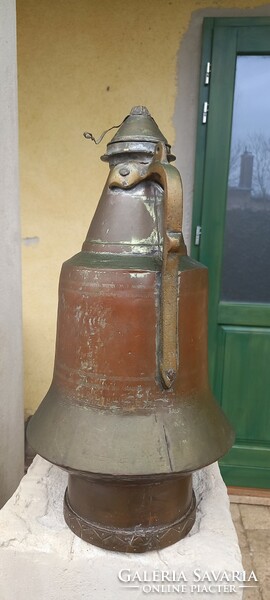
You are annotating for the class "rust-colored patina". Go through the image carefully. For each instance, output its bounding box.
[27,106,234,552]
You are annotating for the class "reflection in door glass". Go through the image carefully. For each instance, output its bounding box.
[221,56,270,303]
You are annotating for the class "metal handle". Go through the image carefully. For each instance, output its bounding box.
[148,143,186,387]
[108,142,186,389]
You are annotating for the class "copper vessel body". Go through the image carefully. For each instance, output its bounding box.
[27,107,234,552]
[51,246,205,551]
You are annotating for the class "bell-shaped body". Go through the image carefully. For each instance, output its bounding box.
[29,252,232,477]
[27,107,234,552]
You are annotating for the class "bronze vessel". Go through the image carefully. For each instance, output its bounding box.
[27,106,234,552]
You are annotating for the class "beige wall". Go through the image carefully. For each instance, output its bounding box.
[17,0,270,416]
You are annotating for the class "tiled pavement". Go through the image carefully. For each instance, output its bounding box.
[230,504,270,600]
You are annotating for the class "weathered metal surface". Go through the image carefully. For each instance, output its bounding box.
[27,106,234,553]
[100,105,175,162]
[90,142,184,387]
[64,473,196,553]
[107,142,185,387]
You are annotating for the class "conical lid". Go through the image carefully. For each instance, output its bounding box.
[102,106,175,161]
[111,105,168,143]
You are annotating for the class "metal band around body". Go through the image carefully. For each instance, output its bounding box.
[108,142,186,389]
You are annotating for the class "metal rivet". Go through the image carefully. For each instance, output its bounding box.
[119,167,130,177]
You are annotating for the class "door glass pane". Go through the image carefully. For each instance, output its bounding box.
[221,56,270,303]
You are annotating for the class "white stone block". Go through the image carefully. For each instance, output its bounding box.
[0,456,243,599]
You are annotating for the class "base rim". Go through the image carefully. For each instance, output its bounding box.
[63,488,196,553]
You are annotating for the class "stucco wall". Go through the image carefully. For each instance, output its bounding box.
[17,0,270,416]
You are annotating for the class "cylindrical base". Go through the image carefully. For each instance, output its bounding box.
[63,473,196,552]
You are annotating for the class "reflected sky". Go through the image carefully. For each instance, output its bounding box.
[229,56,270,196]
[223,56,270,302]
[232,56,270,141]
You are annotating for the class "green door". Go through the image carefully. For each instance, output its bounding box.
[192,18,270,488]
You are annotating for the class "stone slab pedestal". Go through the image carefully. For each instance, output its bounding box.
[0,457,243,599]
